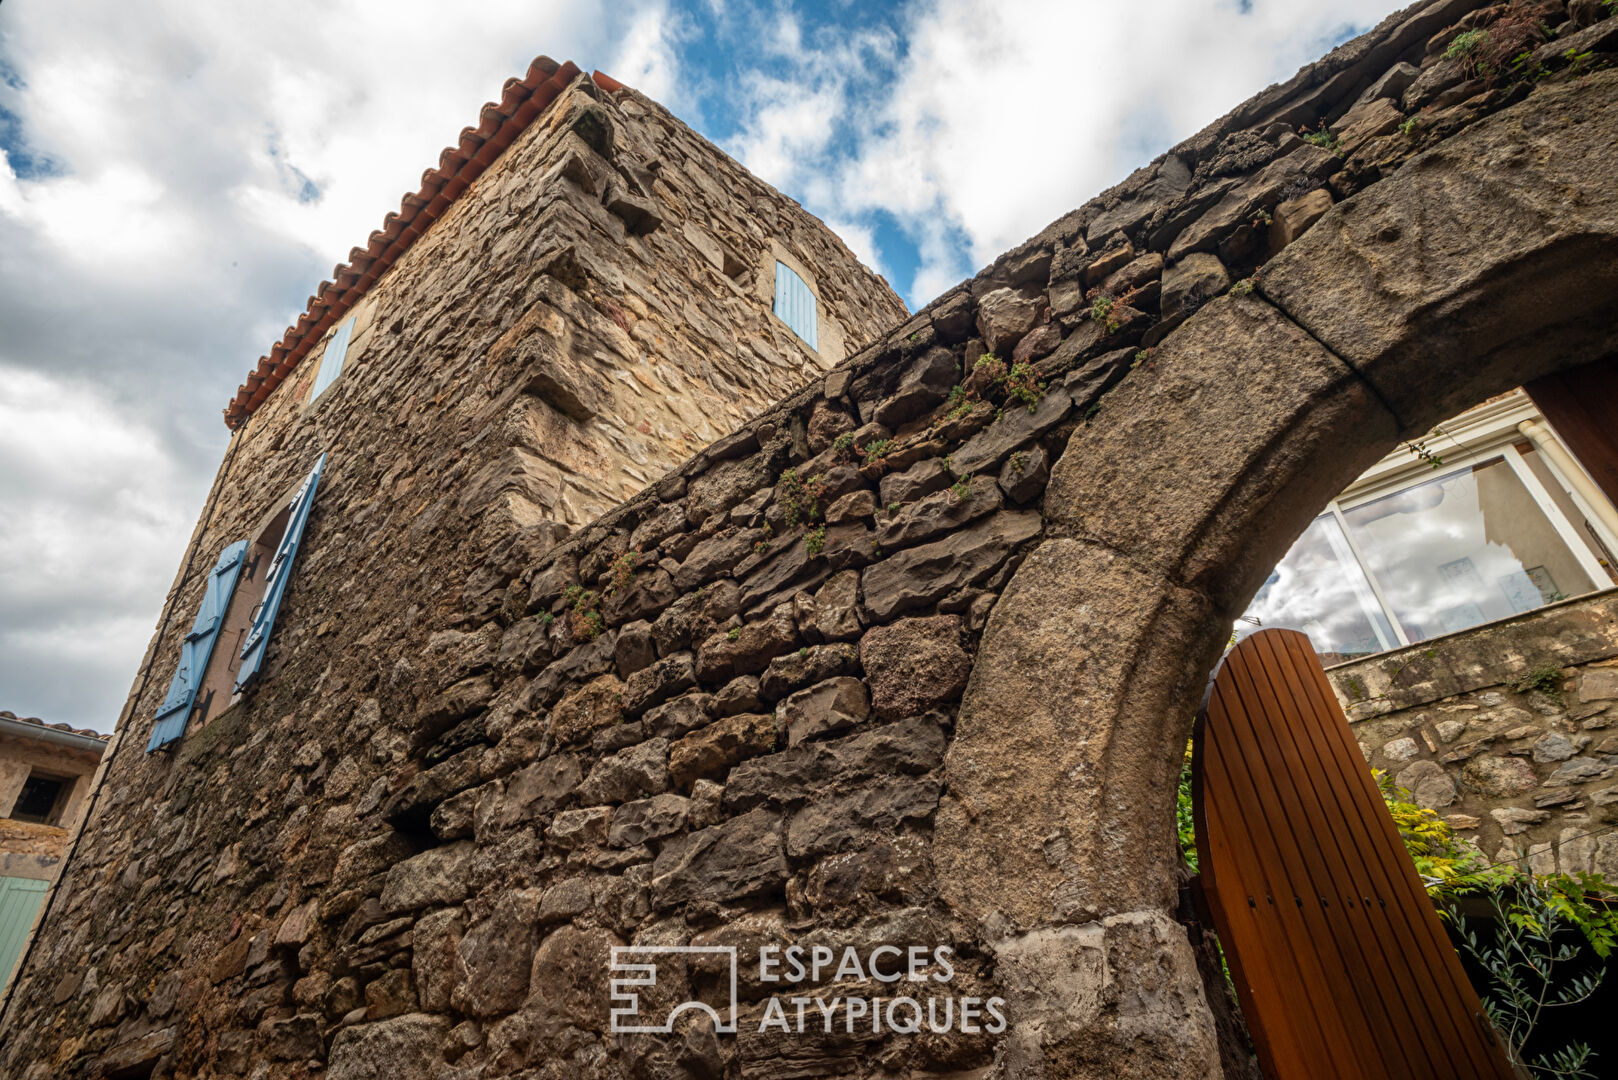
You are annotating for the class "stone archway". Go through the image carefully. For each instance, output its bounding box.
[937,71,1618,1076]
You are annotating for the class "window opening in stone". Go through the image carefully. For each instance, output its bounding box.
[773,261,818,350]
[9,773,67,825]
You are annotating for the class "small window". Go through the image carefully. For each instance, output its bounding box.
[773,262,818,350]
[308,316,356,402]
[10,773,66,825]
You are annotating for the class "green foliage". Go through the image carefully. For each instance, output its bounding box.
[949,474,972,501]
[832,432,856,456]
[563,585,604,642]
[726,626,741,642]
[1377,770,1498,889]
[1457,879,1606,1078]
[1399,114,1421,136]
[804,525,826,557]
[1008,451,1027,472]
[1089,293,1116,329]
[1177,744,1618,1078]
[604,548,641,598]
[1177,741,1198,871]
[1229,277,1256,297]
[1445,28,1489,60]
[1002,360,1045,412]
[779,468,827,529]
[1376,772,1618,1075]
[1299,122,1341,153]
[859,439,894,466]
[1510,664,1566,703]
[1564,46,1597,76]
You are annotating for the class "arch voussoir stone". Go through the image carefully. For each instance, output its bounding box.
[1260,69,1618,435]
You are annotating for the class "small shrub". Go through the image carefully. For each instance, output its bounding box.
[1299,122,1341,153]
[563,585,604,642]
[1001,360,1044,412]
[779,468,827,529]
[604,548,640,598]
[804,525,826,557]
[1089,293,1115,328]
[727,626,741,642]
[1229,278,1256,297]
[1444,28,1488,61]
[859,439,894,467]
[949,474,972,501]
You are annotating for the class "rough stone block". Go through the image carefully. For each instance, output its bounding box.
[668,713,778,790]
[777,677,871,747]
[650,808,788,908]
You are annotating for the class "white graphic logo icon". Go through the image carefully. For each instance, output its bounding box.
[609,945,739,1034]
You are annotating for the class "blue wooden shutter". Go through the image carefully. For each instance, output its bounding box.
[309,317,355,401]
[235,453,326,695]
[773,262,818,350]
[147,541,249,751]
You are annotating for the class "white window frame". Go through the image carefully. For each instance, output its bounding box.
[1306,392,1612,649]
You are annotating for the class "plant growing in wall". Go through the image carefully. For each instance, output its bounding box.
[778,468,827,529]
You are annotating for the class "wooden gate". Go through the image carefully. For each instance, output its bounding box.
[1192,628,1517,1080]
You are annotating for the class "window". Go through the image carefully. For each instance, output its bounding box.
[773,262,818,350]
[147,454,327,751]
[308,316,355,402]
[9,774,66,825]
[1240,394,1617,663]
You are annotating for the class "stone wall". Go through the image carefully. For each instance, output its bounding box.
[1330,589,1618,877]
[7,1,1618,1077]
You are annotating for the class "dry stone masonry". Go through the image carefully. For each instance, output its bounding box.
[7,2,1618,1077]
[1331,591,1618,877]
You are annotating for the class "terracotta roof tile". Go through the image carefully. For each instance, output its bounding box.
[223,58,615,428]
[0,710,111,744]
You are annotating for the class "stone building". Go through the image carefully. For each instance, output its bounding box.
[0,712,108,993]
[5,3,1618,1078]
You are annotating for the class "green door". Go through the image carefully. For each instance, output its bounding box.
[0,876,49,988]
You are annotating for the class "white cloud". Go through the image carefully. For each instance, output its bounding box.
[699,0,1396,306]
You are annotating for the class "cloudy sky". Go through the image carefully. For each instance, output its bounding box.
[0,0,1399,731]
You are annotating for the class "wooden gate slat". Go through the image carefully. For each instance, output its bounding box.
[1220,641,1415,1080]
[1248,630,1463,1080]
[1207,672,1369,1078]
[1194,628,1517,1080]
[1270,631,1513,1079]
[1201,733,1326,1074]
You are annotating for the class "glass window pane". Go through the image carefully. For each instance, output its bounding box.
[1237,513,1397,665]
[1341,457,1597,642]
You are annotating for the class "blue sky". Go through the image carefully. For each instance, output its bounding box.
[0,0,1397,730]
